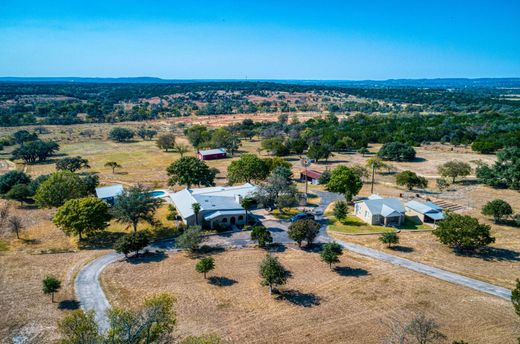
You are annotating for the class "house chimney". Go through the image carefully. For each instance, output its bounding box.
[235,194,242,204]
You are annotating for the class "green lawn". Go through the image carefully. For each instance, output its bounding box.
[326,213,430,234]
[271,208,301,220]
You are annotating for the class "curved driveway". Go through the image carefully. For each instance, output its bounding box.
[75,190,511,331]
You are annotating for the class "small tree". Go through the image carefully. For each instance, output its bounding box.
[436,178,449,192]
[326,166,363,202]
[250,226,273,248]
[56,156,90,172]
[34,171,87,208]
[288,219,320,247]
[481,199,513,223]
[333,201,348,220]
[58,310,101,343]
[320,242,343,269]
[259,255,290,295]
[156,133,176,152]
[195,256,215,279]
[111,185,162,233]
[379,232,399,248]
[136,127,157,141]
[167,157,216,189]
[42,276,61,302]
[53,197,111,240]
[192,203,201,226]
[176,226,203,252]
[512,279,520,317]
[0,170,31,194]
[377,142,416,162]
[432,213,495,251]
[7,215,24,239]
[240,197,255,223]
[5,183,31,206]
[107,293,176,343]
[105,161,122,174]
[109,127,134,142]
[438,160,472,183]
[395,170,428,191]
[173,143,190,157]
[114,231,150,258]
[405,313,447,344]
[357,147,369,157]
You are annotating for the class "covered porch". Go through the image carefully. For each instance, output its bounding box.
[204,210,247,229]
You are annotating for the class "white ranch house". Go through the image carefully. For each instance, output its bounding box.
[169,183,256,228]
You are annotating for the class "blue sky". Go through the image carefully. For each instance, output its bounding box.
[0,0,519,79]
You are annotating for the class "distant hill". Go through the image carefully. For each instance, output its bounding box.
[0,77,519,88]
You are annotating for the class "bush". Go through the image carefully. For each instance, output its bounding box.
[481,199,513,223]
[114,231,150,258]
[395,170,428,190]
[34,171,87,208]
[320,242,343,269]
[195,257,215,279]
[0,171,31,194]
[288,219,320,247]
[108,127,134,142]
[379,232,399,247]
[176,226,203,252]
[377,142,416,161]
[333,201,348,220]
[432,213,495,251]
[250,225,273,248]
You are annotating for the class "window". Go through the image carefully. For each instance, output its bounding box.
[238,215,244,221]
[222,218,228,223]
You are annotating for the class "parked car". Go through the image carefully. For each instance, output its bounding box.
[290,213,315,222]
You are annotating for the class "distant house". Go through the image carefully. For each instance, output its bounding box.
[169,183,256,228]
[197,148,227,161]
[95,184,124,205]
[300,170,322,185]
[354,194,406,226]
[405,200,445,224]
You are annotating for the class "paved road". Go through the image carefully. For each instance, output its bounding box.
[75,252,122,333]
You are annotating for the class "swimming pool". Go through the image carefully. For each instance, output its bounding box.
[149,190,167,198]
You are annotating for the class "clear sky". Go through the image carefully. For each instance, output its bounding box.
[0,0,519,79]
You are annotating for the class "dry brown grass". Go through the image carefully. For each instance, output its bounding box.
[101,248,520,344]
[334,226,520,289]
[0,250,105,343]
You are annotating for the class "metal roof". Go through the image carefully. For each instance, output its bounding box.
[301,170,322,179]
[425,212,445,220]
[170,183,256,219]
[359,197,405,217]
[198,148,226,156]
[405,200,443,214]
[204,210,246,221]
[95,184,124,199]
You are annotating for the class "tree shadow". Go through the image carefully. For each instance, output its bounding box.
[266,243,286,253]
[334,266,370,277]
[21,238,40,245]
[196,245,226,255]
[389,245,415,253]
[302,243,325,253]
[78,231,127,250]
[58,299,80,310]
[411,157,427,163]
[456,247,520,262]
[278,289,321,307]
[208,276,238,287]
[127,250,168,264]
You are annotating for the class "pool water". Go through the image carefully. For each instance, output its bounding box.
[150,190,167,197]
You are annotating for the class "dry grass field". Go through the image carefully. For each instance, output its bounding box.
[101,247,520,344]
[0,250,105,343]
[334,228,520,289]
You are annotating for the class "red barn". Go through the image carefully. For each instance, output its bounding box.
[197,148,227,160]
[300,169,322,185]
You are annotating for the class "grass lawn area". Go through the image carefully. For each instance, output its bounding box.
[271,207,301,220]
[327,213,394,234]
[327,213,430,235]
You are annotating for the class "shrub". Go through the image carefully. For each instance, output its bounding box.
[481,199,513,223]
[333,201,348,220]
[432,213,495,251]
[108,127,134,142]
[379,232,399,247]
[377,142,416,162]
[195,257,215,279]
[250,225,273,248]
[114,231,150,258]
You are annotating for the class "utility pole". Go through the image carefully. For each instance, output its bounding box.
[301,156,312,197]
[370,162,375,194]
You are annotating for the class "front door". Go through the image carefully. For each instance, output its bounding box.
[230,217,236,225]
